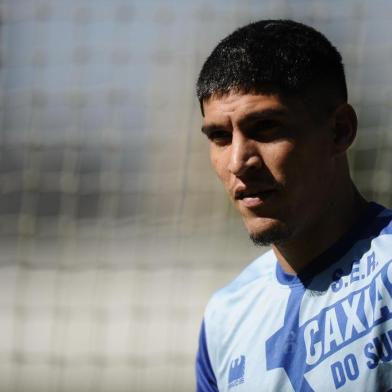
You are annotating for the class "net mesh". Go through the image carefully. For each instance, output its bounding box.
[0,1,392,391]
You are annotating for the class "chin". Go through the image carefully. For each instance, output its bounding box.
[245,217,292,247]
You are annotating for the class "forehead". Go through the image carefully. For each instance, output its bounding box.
[202,92,298,126]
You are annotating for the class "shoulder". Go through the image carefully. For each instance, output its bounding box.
[376,203,392,232]
[365,203,392,262]
[204,248,276,327]
[200,249,277,382]
[363,202,392,243]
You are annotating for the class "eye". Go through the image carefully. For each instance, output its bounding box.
[208,130,232,145]
[246,120,283,141]
[249,120,279,134]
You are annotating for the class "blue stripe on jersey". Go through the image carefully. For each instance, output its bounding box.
[196,321,219,392]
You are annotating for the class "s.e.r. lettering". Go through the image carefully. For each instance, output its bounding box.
[331,252,378,293]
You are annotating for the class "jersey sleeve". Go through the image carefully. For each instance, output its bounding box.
[196,320,219,392]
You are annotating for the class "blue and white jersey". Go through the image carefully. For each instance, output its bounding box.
[196,202,392,392]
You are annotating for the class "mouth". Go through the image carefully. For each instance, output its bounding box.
[235,189,277,208]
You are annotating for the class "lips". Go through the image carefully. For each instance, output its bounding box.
[234,188,276,208]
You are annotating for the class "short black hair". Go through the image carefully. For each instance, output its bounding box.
[197,20,347,114]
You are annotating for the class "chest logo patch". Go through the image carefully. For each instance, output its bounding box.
[228,355,246,389]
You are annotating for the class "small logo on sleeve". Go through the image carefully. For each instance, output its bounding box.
[228,355,246,389]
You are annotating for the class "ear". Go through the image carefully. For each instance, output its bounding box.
[331,103,357,155]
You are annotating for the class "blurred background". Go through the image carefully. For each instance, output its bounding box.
[0,1,391,391]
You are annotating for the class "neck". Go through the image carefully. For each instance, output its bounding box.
[272,182,368,275]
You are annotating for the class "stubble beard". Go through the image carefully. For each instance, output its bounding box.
[249,224,292,247]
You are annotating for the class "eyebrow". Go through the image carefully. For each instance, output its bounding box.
[201,108,287,135]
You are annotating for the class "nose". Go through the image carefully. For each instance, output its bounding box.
[228,131,262,176]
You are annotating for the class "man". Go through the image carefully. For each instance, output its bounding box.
[195,20,392,392]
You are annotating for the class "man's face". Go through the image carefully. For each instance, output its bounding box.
[202,91,337,245]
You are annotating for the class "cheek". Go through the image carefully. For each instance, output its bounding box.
[283,142,332,191]
[210,150,230,184]
[263,141,296,182]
